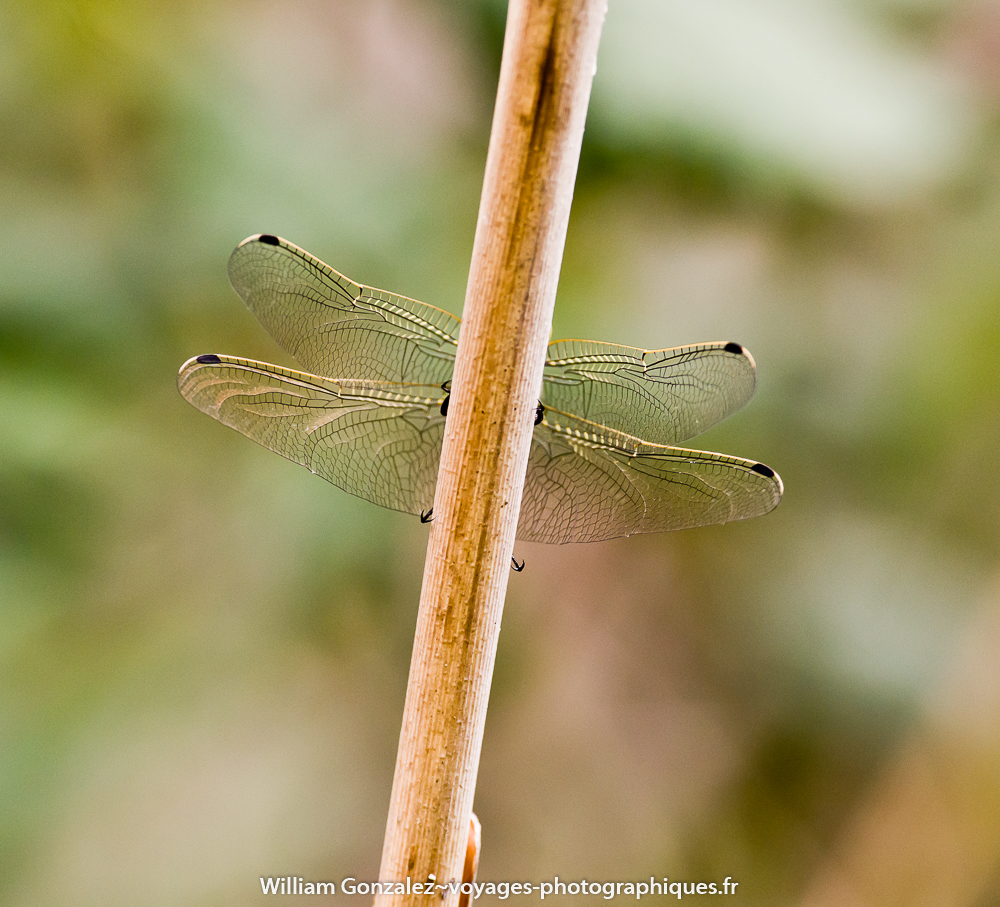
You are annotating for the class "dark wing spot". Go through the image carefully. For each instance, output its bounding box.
[258,234,280,246]
[724,342,745,355]
[440,395,450,417]
[751,462,775,478]
[196,354,222,364]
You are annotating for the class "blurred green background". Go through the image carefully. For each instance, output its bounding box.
[4,0,1000,904]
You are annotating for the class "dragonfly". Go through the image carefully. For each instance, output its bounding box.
[178,234,782,544]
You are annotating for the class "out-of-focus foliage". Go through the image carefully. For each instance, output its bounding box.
[3,1,1000,905]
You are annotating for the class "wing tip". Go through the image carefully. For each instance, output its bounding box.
[750,460,784,504]
[724,340,757,372]
[228,234,295,296]
[229,233,290,276]
[237,233,283,249]
[177,353,228,400]
[179,354,209,378]
[179,353,227,371]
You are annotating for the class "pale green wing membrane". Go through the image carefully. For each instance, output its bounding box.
[180,235,783,542]
[178,354,445,516]
[228,234,460,386]
[517,411,782,543]
[542,339,756,446]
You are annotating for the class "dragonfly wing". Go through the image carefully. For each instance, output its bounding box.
[178,354,445,516]
[518,417,782,544]
[542,339,757,445]
[228,235,461,385]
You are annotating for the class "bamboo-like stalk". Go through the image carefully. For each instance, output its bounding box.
[374,1,606,903]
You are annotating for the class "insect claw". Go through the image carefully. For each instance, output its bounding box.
[511,557,524,572]
[420,508,434,523]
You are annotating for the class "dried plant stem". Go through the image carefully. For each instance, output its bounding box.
[374,1,606,903]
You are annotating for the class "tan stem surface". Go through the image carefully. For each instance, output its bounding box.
[375,1,606,903]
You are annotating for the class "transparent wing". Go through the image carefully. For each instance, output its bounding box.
[227,234,460,385]
[177,354,781,542]
[543,339,757,446]
[228,236,756,445]
[517,411,782,544]
[177,354,445,516]
[187,237,781,541]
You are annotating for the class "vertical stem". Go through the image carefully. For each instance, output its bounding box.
[375,1,606,903]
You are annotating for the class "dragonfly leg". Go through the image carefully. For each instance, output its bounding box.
[534,403,545,425]
[420,508,434,523]
[511,557,524,572]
